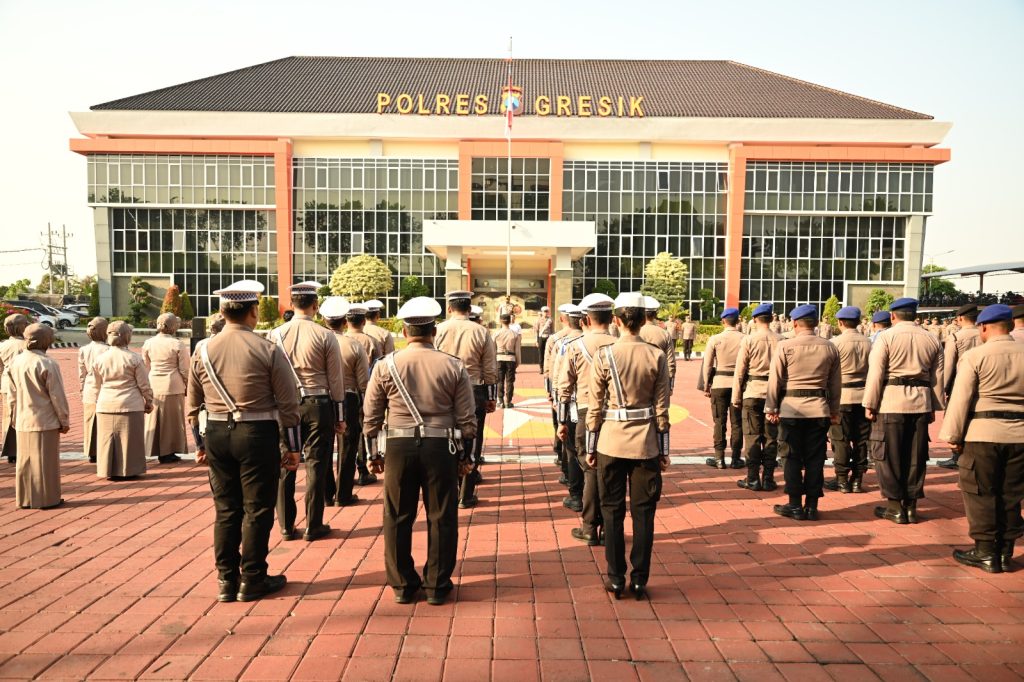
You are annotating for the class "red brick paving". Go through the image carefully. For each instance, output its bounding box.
[0,353,1021,680]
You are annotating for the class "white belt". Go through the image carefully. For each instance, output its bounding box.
[497,353,516,361]
[386,426,461,439]
[207,410,279,422]
[602,407,655,421]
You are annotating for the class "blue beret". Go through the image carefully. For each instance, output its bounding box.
[752,303,773,318]
[836,306,861,321]
[871,311,891,324]
[790,304,818,321]
[721,307,739,319]
[977,304,1012,324]
[890,297,918,312]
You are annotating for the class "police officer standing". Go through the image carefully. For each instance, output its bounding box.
[537,306,553,372]
[1,314,29,463]
[320,297,370,507]
[551,306,585,506]
[363,297,477,605]
[824,306,872,493]
[937,304,982,470]
[863,298,944,525]
[680,316,697,361]
[940,305,1024,573]
[586,292,670,599]
[364,300,396,356]
[765,305,842,521]
[187,281,302,602]
[494,314,521,408]
[641,297,677,391]
[870,310,892,343]
[273,282,346,542]
[701,307,745,469]
[435,290,497,509]
[346,303,383,485]
[732,303,780,491]
[544,304,574,470]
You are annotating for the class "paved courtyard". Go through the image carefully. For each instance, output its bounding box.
[0,351,1022,681]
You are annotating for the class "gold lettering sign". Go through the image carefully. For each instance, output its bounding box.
[375,92,645,117]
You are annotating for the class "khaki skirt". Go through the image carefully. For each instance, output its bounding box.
[15,430,62,508]
[145,394,187,457]
[2,400,16,460]
[97,411,146,478]
[83,403,98,460]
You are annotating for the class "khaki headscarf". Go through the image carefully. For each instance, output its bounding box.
[4,313,30,339]
[107,320,133,347]
[207,312,225,336]
[156,312,180,335]
[24,323,54,352]
[87,316,109,343]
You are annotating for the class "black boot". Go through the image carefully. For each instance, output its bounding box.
[874,499,907,524]
[1002,541,1015,570]
[904,499,919,524]
[761,468,778,491]
[705,455,726,469]
[737,477,762,491]
[730,456,746,470]
[823,472,851,493]
[803,496,819,521]
[773,495,806,521]
[937,453,959,470]
[953,541,1002,574]
[850,473,864,493]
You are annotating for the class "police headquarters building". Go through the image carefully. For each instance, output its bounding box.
[69,57,951,321]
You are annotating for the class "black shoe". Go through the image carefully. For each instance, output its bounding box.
[603,577,624,599]
[393,584,421,604]
[336,494,360,507]
[761,472,778,491]
[628,583,647,601]
[158,454,181,464]
[937,458,958,470]
[558,475,569,486]
[217,579,238,603]
[459,496,478,509]
[730,457,745,470]
[552,457,561,466]
[357,473,378,486]
[737,478,762,491]
[804,507,819,522]
[426,590,450,606]
[237,574,287,602]
[773,504,806,521]
[1002,542,1015,570]
[904,500,919,524]
[705,457,726,469]
[850,475,864,493]
[88,456,96,464]
[303,524,331,541]
[325,497,336,507]
[571,527,600,546]
[953,543,1002,574]
[874,503,907,525]
[563,496,583,512]
[280,528,300,541]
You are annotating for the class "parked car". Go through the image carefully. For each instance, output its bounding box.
[43,305,79,328]
[2,300,76,329]
[35,314,58,328]
[65,304,91,316]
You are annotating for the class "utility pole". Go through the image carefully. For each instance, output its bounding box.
[40,224,73,298]
[61,225,71,295]
[43,223,54,294]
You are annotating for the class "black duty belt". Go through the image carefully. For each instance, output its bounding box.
[972,411,1024,420]
[301,395,331,404]
[785,389,828,398]
[715,371,734,377]
[748,375,769,382]
[842,381,866,388]
[886,377,930,387]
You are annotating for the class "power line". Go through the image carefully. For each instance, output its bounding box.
[0,247,43,254]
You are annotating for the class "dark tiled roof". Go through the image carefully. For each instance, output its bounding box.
[92,57,931,120]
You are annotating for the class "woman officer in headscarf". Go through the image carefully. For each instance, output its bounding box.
[142,313,189,464]
[78,317,109,464]
[93,321,153,480]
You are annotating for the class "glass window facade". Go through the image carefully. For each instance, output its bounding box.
[471,157,550,220]
[87,154,275,206]
[292,158,459,312]
[745,161,934,213]
[562,161,728,316]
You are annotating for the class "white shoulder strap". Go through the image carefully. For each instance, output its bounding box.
[272,328,308,398]
[575,337,594,365]
[200,343,240,418]
[384,353,424,427]
[602,345,626,407]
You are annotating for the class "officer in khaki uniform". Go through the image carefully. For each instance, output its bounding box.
[272,281,346,542]
[938,304,982,470]
[435,290,497,508]
[701,307,745,469]
[863,298,944,525]
[187,281,302,602]
[641,296,677,391]
[320,297,370,507]
[1011,305,1024,342]
[345,303,383,485]
[536,306,554,371]
[1,314,30,463]
[78,317,109,464]
[940,305,1024,573]
[870,310,891,343]
[732,303,780,492]
[586,292,670,600]
[142,313,190,464]
[664,315,679,355]
[544,304,576,469]
[551,306,585,506]
[557,293,617,545]
[824,306,873,494]
[766,305,842,521]
[493,314,521,408]
[363,297,477,605]
[364,299,396,356]
[680,317,698,361]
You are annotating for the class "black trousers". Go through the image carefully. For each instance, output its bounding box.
[830,404,871,477]
[2,424,16,461]
[538,336,549,372]
[206,420,280,582]
[682,339,694,360]
[334,393,362,504]
[779,417,830,500]
[871,413,930,501]
[597,453,662,586]
[575,409,603,534]
[959,442,1024,544]
[710,388,742,459]
[497,361,517,404]
[564,418,582,499]
[742,398,778,479]
[459,386,488,503]
[277,399,335,532]
[383,437,458,596]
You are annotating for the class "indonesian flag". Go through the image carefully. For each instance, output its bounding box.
[501,84,521,139]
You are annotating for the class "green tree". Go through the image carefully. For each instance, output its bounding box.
[739,304,756,321]
[160,284,183,316]
[180,292,195,321]
[594,279,618,298]
[662,301,685,322]
[822,295,841,328]
[88,282,100,317]
[258,296,279,324]
[698,288,720,322]
[866,288,895,314]
[0,278,32,299]
[128,277,152,325]
[922,264,959,298]
[330,254,393,301]
[399,275,429,304]
[640,252,689,307]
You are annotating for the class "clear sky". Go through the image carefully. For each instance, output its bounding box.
[0,0,1021,294]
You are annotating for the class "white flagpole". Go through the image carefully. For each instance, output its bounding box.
[506,36,513,300]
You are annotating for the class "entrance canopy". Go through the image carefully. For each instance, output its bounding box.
[422,220,596,262]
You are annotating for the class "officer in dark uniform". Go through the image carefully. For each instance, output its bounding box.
[937,303,982,470]
[187,281,302,602]
[363,297,477,605]
[824,306,872,493]
[731,303,780,491]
